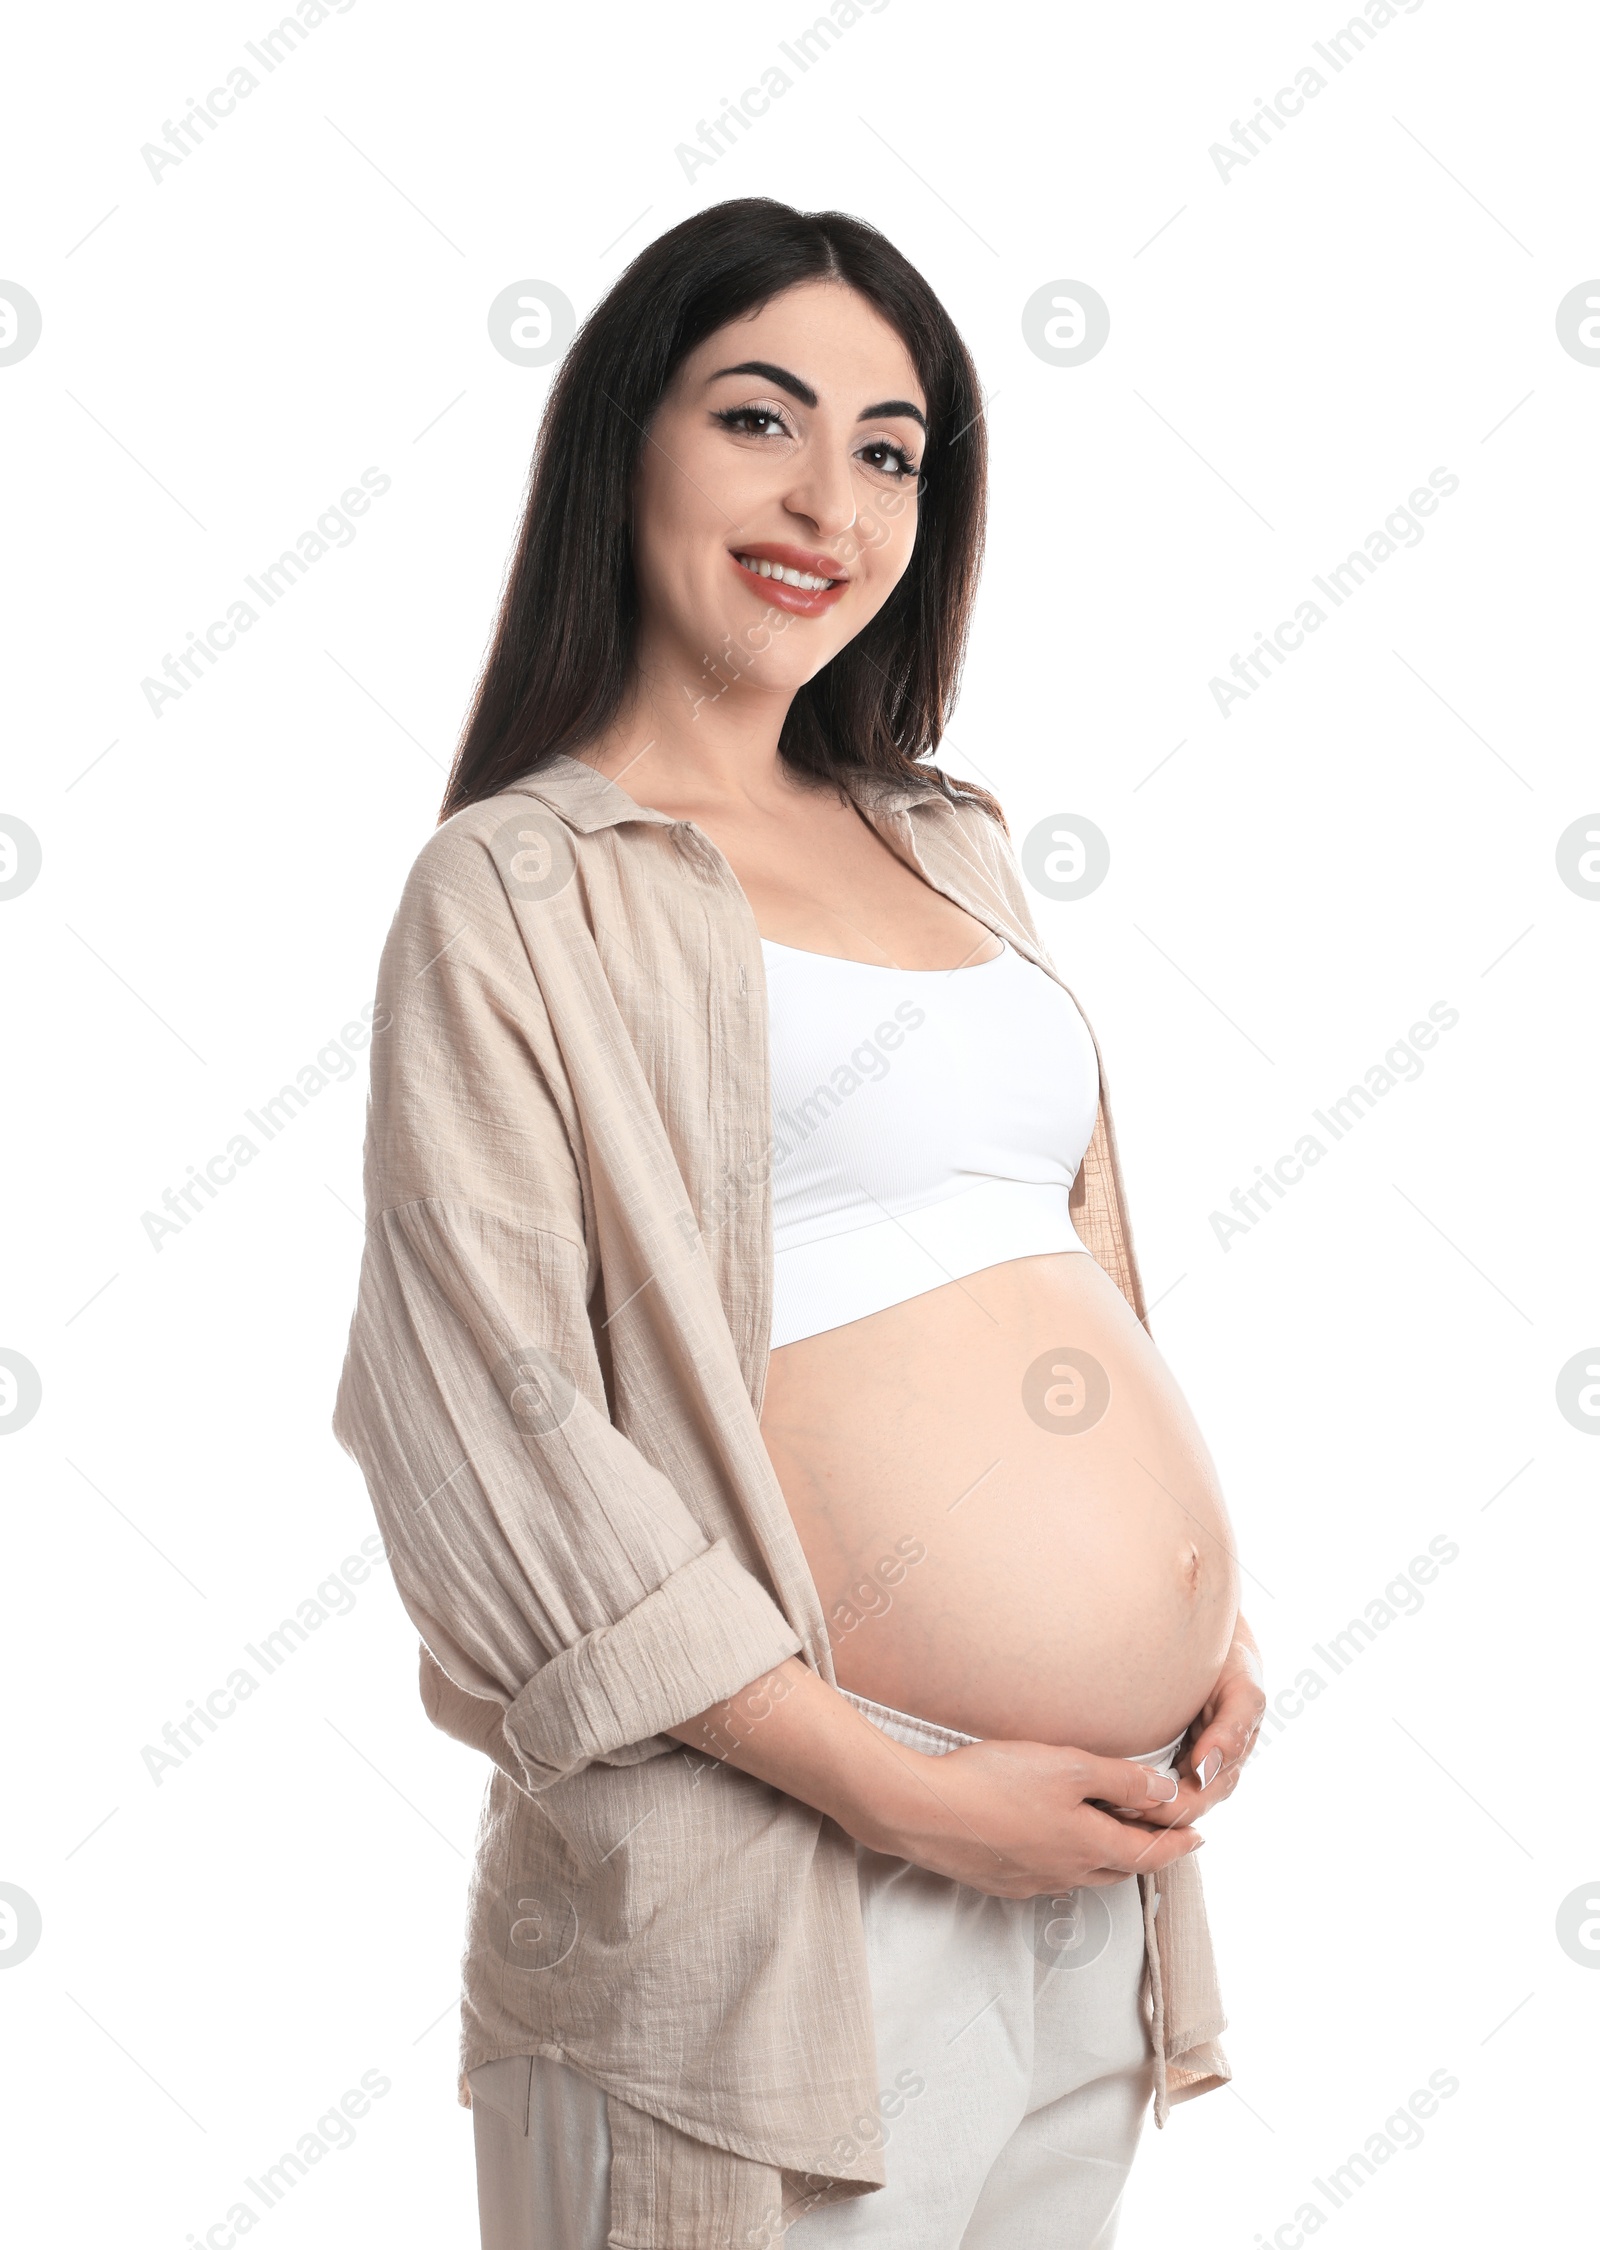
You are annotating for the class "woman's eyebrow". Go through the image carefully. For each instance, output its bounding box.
[707,361,928,432]
[708,360,817,406]
[859,398,927,432]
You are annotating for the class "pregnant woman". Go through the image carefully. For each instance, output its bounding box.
[334,199,1264,2250]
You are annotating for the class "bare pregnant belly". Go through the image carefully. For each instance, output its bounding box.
[759,1251,1241,1758]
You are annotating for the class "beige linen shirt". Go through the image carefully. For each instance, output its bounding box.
[332,752,1228,2249]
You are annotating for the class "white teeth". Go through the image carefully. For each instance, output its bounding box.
[735,553,835,591]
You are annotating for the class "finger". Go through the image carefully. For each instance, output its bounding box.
[1077,1808,1206,1876]
[1132,1748,1253,1826]
[1076,1853,1201,1887]
[1119,1769,1233,1828]
[1193,1735,1258,1790]
[1188,1744,1225,1790]
[1070,1751,1184,1814]
[1190,1688,1267,1773]
[1113,1782,1200,1829]
[1184,1717,1256,1788]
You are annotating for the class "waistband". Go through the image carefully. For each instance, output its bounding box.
[839,1686,1187,1774]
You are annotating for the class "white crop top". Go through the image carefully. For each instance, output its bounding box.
[762,935,1100,1348]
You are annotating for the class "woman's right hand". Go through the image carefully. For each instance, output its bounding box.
[669,1660,1204,1897]
[853,1735,1206,1897]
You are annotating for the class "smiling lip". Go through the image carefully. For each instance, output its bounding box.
[728,541,850,615]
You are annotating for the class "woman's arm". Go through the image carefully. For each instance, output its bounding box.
[334,820,805,1796]
[667,1658,1206,1898]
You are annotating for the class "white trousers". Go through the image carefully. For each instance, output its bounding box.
[470,1692,1184,2250]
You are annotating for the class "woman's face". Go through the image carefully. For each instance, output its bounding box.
[630,280,927,710]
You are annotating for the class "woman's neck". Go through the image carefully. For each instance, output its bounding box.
[575,660,811,819]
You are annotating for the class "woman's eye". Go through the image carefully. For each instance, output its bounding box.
[858,439,918,479]
[715,407,790,439]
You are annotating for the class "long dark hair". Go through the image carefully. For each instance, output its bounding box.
[439,198,998,825]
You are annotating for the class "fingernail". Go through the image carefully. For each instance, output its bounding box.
[1194,1751,1221,1789]
[1147,1772,1179,1802]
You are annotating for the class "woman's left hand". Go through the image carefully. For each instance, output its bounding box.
[1141,1619,1266,1827]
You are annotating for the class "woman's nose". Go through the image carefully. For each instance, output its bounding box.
[782,452,857,542]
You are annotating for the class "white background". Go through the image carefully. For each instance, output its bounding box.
[2,1,1595,2242]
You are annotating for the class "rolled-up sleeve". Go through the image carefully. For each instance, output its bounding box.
[332,823,801,1793]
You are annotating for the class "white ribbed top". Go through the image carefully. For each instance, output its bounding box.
[762,936,1099,1347]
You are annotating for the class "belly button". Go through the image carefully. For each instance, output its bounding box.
[1180,1542,1202,1594]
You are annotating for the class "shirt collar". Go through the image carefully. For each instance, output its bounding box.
[505,752,952,834]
